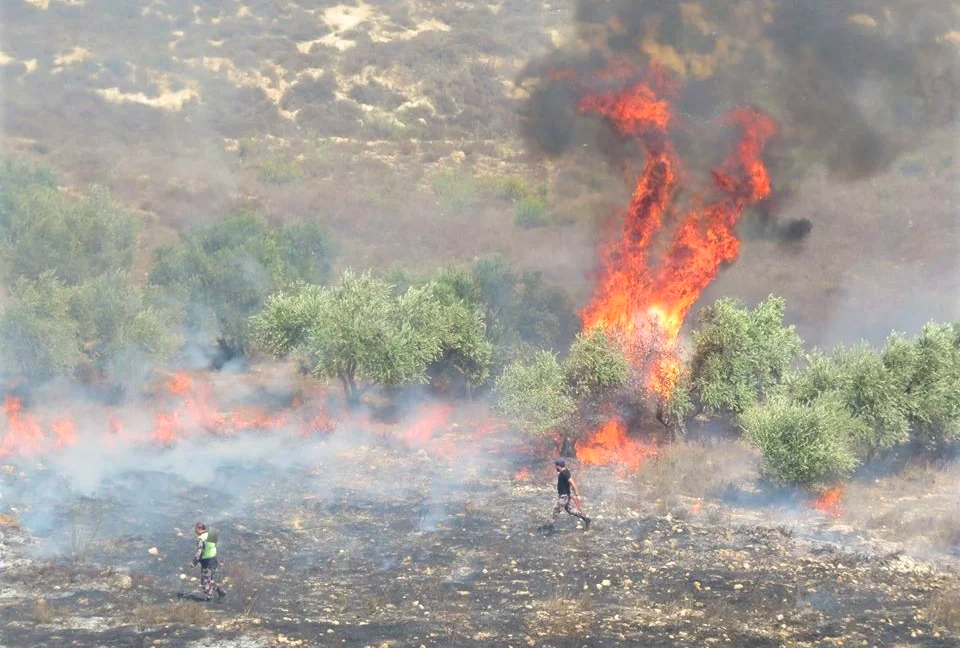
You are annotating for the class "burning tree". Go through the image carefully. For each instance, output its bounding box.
[251,270,491,405]
[495,329,628,456]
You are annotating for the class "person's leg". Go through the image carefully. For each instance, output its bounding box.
[200,566,215,599]
[552,495,569,523]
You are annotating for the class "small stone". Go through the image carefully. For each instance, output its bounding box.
[179,573,187,580]
[601,579,611,587]
[148,547,159,556]
[734,584,743,590]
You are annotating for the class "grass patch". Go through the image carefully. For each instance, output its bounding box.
[928,586,960,632]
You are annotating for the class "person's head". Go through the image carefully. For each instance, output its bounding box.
[194,522,206,535]
[554,458,566,472]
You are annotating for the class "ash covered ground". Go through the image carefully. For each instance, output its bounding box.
[2,401,959,648]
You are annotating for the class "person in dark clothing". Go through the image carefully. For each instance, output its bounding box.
[192,522,226,602]
[547,458,591,531]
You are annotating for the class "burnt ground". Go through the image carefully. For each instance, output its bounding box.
[2,422,959,648]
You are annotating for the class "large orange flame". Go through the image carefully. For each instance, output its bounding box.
[577,62,777,401]
[578,419,657,472]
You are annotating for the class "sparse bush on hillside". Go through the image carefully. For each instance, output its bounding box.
[690,296,802,415]
[151,212,335,358]
[252,270,489,403]
[740,396,862,487]
[514,196,552,229]
[260,155,304,184]
[430,171,476,214]
[0,169,138,286]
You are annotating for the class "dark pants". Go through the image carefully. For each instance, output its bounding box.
[199,557,223,598]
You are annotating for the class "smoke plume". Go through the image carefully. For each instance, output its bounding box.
[518,0,960,242]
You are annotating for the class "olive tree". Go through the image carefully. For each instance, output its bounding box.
[884,322,960,448]
[740,396,862,488]
[251,270,491,404]
[780,345,911,457]
[690,295,801,414]
[151,212,334,357]
[495,328,629,455]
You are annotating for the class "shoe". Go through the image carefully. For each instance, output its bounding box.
[204,596,213,602]
[583,517,591,530]
[217,589,227,603]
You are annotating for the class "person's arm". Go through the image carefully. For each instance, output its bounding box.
[192,538,203,566]
[569,477,580,498]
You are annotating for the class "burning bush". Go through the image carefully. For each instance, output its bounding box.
[251,270,491,404]
[495,329,628,454]
[689,295,802,415]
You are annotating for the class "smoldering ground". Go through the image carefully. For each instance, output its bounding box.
[517,0,960,243]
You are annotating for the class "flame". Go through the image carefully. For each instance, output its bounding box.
[168,371,193,395]
[578,419,657,472]
[575,62,776,401]
[0,396,45,457]
[811,486,844,518]
[513,467,531,481]
[51,419,77,450]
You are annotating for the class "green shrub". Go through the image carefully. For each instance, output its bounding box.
[151,212,334,356]
[563,328,629,397]
[885,322,960,448]
[0,273,81,383]
[0,178,138,285]
[740,396,862,487]
[260,155,303,184]
[781,345,911,456]
[690,295,802,414]
[67,273,181,384]
[430,171,476,214]
[514,196,552,229]
[495,350,575,437]
[252,270,489,402]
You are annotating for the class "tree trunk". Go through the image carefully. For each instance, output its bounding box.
[341,373,361,409]
[559,435,577,459]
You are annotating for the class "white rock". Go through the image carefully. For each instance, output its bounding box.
[147,547,159,555]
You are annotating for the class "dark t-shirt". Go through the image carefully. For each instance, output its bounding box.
[557,469,571,496]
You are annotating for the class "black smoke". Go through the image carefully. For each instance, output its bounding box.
[517,0,960,245]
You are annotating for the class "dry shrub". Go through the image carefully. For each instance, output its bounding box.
[221,562,261,616]
[927,586,960,632]
[527,595,594,646]
[134,601,210,626]
[636,440,752,511]
[32,599,56,624]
